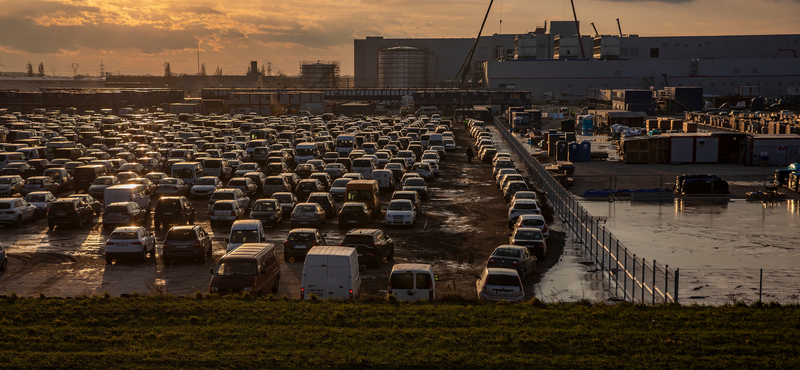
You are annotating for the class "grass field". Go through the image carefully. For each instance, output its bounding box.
[1,294,798,369]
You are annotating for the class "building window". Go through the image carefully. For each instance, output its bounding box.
[674,42,681,47]
[650,48,659,58]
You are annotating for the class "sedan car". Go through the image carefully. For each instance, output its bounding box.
[250,198,283,226]
[283,228,327,261]
[190,176,223,197]
[290,202,326,228]
[209,199,246,225]
[508,227,547,260]
[402,177,429,200]
[272,192,299,216]
[227,177,258,197]
[475,267,524,303]
[323,163,346,179]
[24,191,55,217]
[487,245,537,279]
[384,199,416,227]
[208,188,250,212]
[410,162,433,180]
[21,176,60,195]
[102,201,148,228]
[502,180,530,202]
[295,179,325,202]
[0,197,38,227]
[507,199,542,228]
[162,225,212,265]
[88,176,120,199]
[0,176,24,197]
[0,162,37,178]
[105,226,157,264]
[513,214,549,239]
[328,178,352,201]
[126,177,156,196]
[306,192,337,219]
[144,172,169,185]
[156,177,190,197]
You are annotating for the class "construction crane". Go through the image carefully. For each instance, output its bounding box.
[591,22,599,37]
[570,0,586,59]
[456,0,494,89]
[617,18,623,36]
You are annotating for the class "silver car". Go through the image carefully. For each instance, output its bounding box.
[475,267,524,303]
[290,202,326,228]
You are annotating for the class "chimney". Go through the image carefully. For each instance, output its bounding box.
[250,61,258,74]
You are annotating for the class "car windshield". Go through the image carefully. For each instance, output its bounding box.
[196,178,216,185]
[110,232,138,240]
[406,179,426,186]
[25,194,46,202]
[288,232,314,241]
[230,230,258,243]
[252,202,277,211]
[215,262,257,276]
[295,205,316,212]
[514,203,538,210]
[516,230,543,240]
[388,202,412,211]
[485,274,521,287]
[166,229,197,240]
[0,178,12,184]
[493,248,521,258]
[331,179,350,187]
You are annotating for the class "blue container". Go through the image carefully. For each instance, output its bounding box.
[568,142,580,162]
[556,141,569,161]
[582,117,594,131]
[580,141,592,162]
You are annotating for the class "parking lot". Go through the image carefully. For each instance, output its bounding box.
[0,123,565,299]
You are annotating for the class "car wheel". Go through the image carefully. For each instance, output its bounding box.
[105,256,112,265]
[48,223,55,231]
[140,248,148,263]
[271,275,280,294]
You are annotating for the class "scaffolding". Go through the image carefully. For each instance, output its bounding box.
[300,61,340,88]
[378,46,429,88]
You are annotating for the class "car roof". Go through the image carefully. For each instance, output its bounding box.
[289,228,318,233]
[111,226,144,233]
[486,267,520,275]
[345,228,380,235]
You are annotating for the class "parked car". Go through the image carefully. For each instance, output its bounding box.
[340,228,394,268]
[488,245,537,279]
[388,264,436,301]
[290,202,326,228]
[513,214,549,239]
[126,177,156,196]
[21,176,59,195]
[227,177,258,197]
[391,190,422,218]
[0,175,24,196]
[209,199,246,225]
[24,191,55,217]
[402,177,429,200]
[509,227,547,260]
[306,192,337,218]
[263,175,292,197]
[102,201,148,228]
[250,198,283,226]
[144,172,169,185]
[295,179,325,202]
[47,197,93,230]
[338,202,372,227]
[88,176,120,199]
[272,192,299,216]
[475,267,524,302]
[155,177,190,197]
[66,194,102,216]
[104,226,157,264]
[384,199,415,227]
[162,225,213,265]
[208,188,250,212]
[329,178,352,201]
[283,228,327,261]
[510,191,539,204]
[507,199,542,228]
[502,180,530,202]
[190,176,223,197]
[323,163,347,179]
[0,197,38,227]
[1,162,37,178]
[153,196,195,230]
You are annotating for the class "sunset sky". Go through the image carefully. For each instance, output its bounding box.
[0,0,798,77]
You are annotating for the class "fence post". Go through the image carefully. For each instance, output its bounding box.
[601,227,606,273]
[624,248,629,301]
[664,265,669,304]
[674,268,679,304]
[615,239,620,291]
[641,257,645,304]
[759,268,763,302]
[652,259,657,305]
[632,253,636,302]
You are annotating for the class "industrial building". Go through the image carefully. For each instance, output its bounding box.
[356,24,800,101]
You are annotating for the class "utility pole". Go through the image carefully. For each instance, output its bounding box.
[197,41,200,75]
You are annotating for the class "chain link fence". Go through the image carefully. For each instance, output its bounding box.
[678,269,800,305]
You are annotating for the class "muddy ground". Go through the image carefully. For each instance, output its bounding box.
[0,123,564,299]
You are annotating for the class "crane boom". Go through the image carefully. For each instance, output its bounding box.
[457,0,494,89]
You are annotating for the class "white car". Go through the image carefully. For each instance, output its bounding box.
[104,226,156,264]
[208,188,250,212]
[513,214,549,239]
[385,199,416,226]
[422,159,439,176]
[0,197,37,227]
[329,178,352,201]
[443,139,456,151]
[508,199,541,228]
[209,199,246,225]
[476,267,524,303]
[24,191,55,217]
[190,176,223,197]
[410,162,433,180]
[495,168,518,186]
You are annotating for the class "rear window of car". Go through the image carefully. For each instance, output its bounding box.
[158,199,182,210]
[211,193,234,200]
[342,235,374,245]
[416,273,431,289]
[494,248,521,258]
[26,179,43,184]
[204,160,221,168]
[514,203,538,210]
[111,232,138,240]
[213,202,233,210]
[252,201,277,211]
[265,178,283,185]
[516,230,543,240]
[486,274,521,287]
[229,180,246,186]
[288,232,314,241]
[166,229,197,240]
[106,205,129,213]
[352,159,372,167]
[295,205,316,212]
[390,272,414,289]
[521,219,545,227]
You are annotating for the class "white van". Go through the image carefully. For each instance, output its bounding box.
[294,143,318,165]
[171,162,204,186]
[0,152,25,170]
[414,106,440,117]
[351,158,376,179]
[388,263,437,302]
[428,134,444,148]
[371,169,394,190]
[104,184,151,211]
[301,246,361,300]
[225,219,266,252]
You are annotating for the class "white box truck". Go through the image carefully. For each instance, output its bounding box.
[301,246,361,300]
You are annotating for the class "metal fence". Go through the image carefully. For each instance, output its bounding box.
[492,118,677,304]
[678,269,800,305]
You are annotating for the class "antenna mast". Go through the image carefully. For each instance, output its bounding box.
[197,41,200,75]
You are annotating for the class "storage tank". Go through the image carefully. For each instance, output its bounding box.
[378,46,429,88]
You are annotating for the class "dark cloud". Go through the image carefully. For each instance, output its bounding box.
[0,17,207,54]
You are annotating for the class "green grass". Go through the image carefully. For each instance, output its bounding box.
[1,295,798,369]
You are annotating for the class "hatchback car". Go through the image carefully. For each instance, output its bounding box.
[508,199,542,228]
[22,176,60,195]
[0,175,24,196]
[162,225,213,265]
[290,202,326,228]
[47,197,93,230]
[190,176,223,197]
[503,181,530,202]
[208,188,250,212]
[0,197,38,227]
[476,267,524,303]
[105,226,157,264]
[272,192,299,216]
[263,175,292,197]
[250,198,283,226]
[227,177,258,197]
[209,200,246,225]
[323,163,346,179]
[402,177,429,200]
[384,199,415,226]
[338,202,372,228]
[295,179,325,202]
[103,201,148,229]
[306,192,337,218]
[488,245,537,279]
[329,178,352,201]
[509,227,547,259]
[340,228,394,268]
[153,196,195,230]
[391,190,422,218]
[88,176,120,199]
[283,228,327,261]
[24,191,55,217]
[156,177,190,197]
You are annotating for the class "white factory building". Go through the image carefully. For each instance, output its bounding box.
[355,22,800,101]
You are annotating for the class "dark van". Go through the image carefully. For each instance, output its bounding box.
[54,148,83,161]
[209,243,280,296]
[73,165,110,193]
